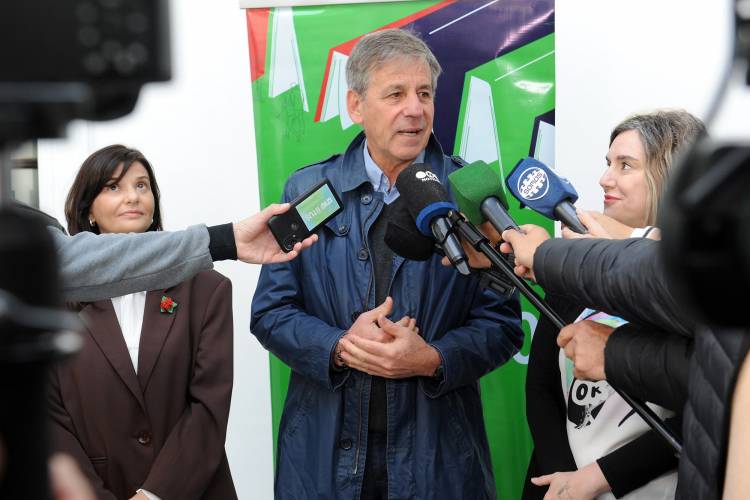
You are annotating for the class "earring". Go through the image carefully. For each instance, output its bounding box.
[89,219,96,227]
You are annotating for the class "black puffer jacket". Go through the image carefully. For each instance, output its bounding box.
[533,237,750,499]
[605,324,692,411]
[676,327,750,499]
[535,238,691,336]
[535,237,692,409]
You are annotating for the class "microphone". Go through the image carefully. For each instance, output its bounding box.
[506,157,588,234]
[384,197,435,261]
[448,160,521,232]
[385,190,516,298]
[395,164,471,275]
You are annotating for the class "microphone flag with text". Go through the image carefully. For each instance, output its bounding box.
[393,163,471,275]
[506,157,588,234]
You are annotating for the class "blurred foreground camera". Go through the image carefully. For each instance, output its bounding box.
[662,139,750,327]
[0,0,170,142]
[0,1,171,498]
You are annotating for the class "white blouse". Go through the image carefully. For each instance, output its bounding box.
[111,291,147,372]
[110,291,162,500]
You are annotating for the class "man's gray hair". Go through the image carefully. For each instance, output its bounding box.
[346,29,442,96]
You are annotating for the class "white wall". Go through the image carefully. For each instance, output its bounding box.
[37,1,750,497]
[556,0,741,218]
[38,1,274,498]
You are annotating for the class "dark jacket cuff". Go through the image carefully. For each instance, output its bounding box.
[329,331,350,390]
[418,344,446,398]
[207,223,237,261]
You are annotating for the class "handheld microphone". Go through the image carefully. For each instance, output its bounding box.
[395,164,471,275]
[506,157,588,234]
[384,197,435,261]
[448,160,521,232]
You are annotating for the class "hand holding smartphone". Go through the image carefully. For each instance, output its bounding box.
[267,179,343,252]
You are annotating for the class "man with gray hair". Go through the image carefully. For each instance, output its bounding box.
[251,29,522,500]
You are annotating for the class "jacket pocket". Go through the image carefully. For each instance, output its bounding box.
[281,380,316,440]
[444,392,473,459]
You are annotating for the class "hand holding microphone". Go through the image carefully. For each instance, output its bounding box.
[561,209,614,239]
[498,225,550,282]
[561,209,661,240]
[389,160,543,283]
[439,220,502,269]
[440,159,681,454]
[505,158,656,240]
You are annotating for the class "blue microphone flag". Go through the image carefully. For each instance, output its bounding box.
[506,157,579,219]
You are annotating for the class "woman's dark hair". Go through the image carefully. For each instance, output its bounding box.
[64,144,163,235]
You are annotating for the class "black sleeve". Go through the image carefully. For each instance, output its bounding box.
[605,323,693,412]
[524,294,579,493]
[597,415,681,498]
[207,223,237,261]
[534,238,692,338]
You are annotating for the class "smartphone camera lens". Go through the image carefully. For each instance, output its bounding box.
[282,236,297,251]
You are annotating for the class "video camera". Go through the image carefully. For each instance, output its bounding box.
[0,1,170,498]
[661,2,750,327]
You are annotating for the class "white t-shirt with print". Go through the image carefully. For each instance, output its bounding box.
[560,309,677,500]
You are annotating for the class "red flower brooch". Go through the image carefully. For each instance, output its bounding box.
[160,295,178,314]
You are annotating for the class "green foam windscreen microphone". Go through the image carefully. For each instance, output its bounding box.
[448,161,520,231]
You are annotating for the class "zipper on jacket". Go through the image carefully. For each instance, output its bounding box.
[353,196,379,476]
[358,199,379,312]
[353,377,364,474]
[384,257,405,302]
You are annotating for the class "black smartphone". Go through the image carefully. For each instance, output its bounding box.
[268,178,343,252]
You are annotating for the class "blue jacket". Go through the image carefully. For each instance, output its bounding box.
[251,133,523,500]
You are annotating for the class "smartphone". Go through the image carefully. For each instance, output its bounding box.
[268,178,343,252]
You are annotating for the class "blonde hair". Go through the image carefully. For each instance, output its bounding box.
[610,110,706,225]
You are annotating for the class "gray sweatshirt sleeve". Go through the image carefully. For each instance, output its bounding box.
[51,225,213,302]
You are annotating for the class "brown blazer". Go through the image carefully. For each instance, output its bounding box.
[47,270,237,500]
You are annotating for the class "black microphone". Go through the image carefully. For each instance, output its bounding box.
[506,157,588,234]
[384,197,435,261]
[395,164,471,275]
[448,160,521,233]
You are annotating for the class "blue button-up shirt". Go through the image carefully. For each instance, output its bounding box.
[363,139,424,205]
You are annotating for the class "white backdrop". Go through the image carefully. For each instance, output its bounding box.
[556,0,737,215]
[37,1,749,498]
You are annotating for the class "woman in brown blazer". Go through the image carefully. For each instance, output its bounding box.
[47,145,237,500]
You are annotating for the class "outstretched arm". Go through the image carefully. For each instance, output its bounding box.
[54,203,316,302]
